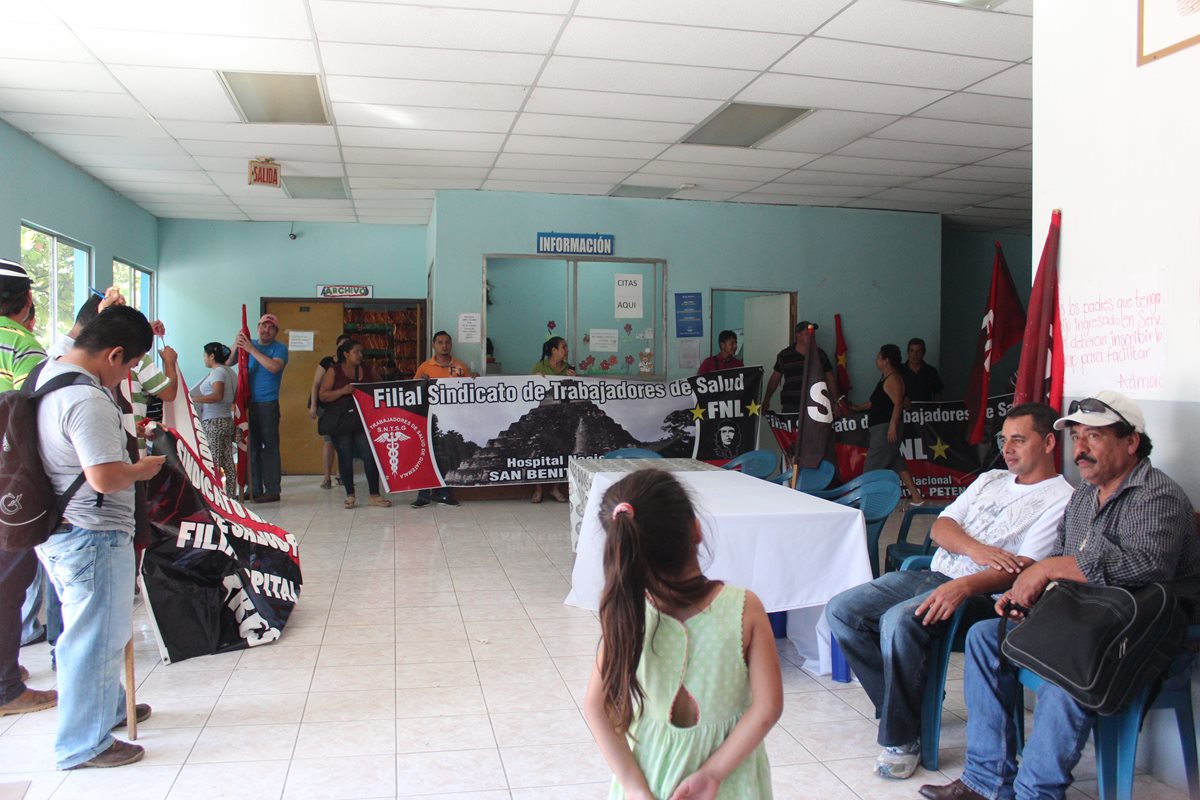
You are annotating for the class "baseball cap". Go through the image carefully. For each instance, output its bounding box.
[795,320,819,331]
[0,259,29,279]
[1053,390,1145,433]
[258,313,280,327]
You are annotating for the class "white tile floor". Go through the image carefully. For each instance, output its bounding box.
[2,477,1190,799]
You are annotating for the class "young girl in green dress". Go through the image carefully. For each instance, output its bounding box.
[583,469,783,799]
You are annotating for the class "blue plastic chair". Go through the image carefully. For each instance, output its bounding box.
[884,506,946,573]
[723,449,777,479]
[901,554,971,770]
[807,469,900,500]
[602,447,662,459]
[1016,628,1200,800]
[835,481,903,579]
[770,460,835,491]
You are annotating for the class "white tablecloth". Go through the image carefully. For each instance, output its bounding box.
[564,469,873,675]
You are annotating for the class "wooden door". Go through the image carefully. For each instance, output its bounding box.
[265,300,344,475]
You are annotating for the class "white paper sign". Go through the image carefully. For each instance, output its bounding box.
[458,313,481,344]
[678,339,700,369]
[614,274,643,319]
[589,328,619,353]
[288,331,314,351]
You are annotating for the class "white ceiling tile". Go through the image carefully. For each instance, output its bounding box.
[236,199,354,210]
[914,92,1032,127]
[670,189,741,201]
[482,180,613,195]
[179,141,343,162]
[86,166,210,184]
[803,155,954,177]
[818,0,1032,61]
[207,172,287,196]
[124,192,235,205]
[523,88,721,124]
[351,198,434,209]
[193,155,344,174]
[151,211,249,220]
[0,87,142,117]
[33,132,188,156]
[488,167,629,183]
[871,187,996,206]
[0,22,96,62]
[0,112,161,137]
[321,43,542,85]
[72,153,202,170]
[539,57,754,100]
[739,73,949,116]
[938,164,1030,184]
[773,37,1010,90]
[0,60,124,92]
[622,173,762,192]
[843,198,946,213]
[978,196,1032,210]
[348,177,483,190]
[996,0,1034,15]
[325,76,529,111]
[871,117,1031,149]
[109,66,240,122]
[140,203,242,215]
[105,181,225,195]
[331,103,514,133]
[494,152,648,172]
[504,134,658,157]
[52,0,313,37]
[656,144,818,169]
[965,64,1033,99]
[338,126,504,151]
[72,29,319,72]
[734,194,846,206]
[0,6,62,23]
[759,109,898,153]
[345,165,490,180]
[354,0,572,11]
[342,148,497,167]
[774,170,903,187]
[835,138,1003,164]
[512,114,690,143]
[640,161,788,183]
[574,0,847,33]
[163,122,336,145]
[556,18,800,70]
[750,183,874,198]
[908,176,1032,194]
[312,2,563,52]
[246,213,358,221]
[352,189,439,199]
[974,150,1033,169]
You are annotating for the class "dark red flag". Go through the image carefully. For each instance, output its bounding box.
[1014,210,1064,413]
[232,305,251,496]
[834,313,852,396]
[964,243,1026,444]
[791,326,834,471]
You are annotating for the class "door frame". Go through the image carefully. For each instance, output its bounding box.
[708,287,797,354]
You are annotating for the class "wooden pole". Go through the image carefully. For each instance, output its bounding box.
[123,639,137,741]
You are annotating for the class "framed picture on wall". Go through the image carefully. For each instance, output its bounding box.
[1138,0,1200,65]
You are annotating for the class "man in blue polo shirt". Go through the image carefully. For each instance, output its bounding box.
[232,313,288,503]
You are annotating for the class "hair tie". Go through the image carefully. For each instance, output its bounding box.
[612,502,635,521]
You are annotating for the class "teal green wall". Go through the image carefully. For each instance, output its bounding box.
[157,219,427,379]
[940,230,1033,400]
[432,190,943,389]
[0,119,157,296]
[485,257,568,374]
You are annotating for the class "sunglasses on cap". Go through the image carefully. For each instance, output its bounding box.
[1068,397,1132,429]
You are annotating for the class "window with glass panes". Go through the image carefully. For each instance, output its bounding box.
[20,225,90,345]
[112,259,154,319]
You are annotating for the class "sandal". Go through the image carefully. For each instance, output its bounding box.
[530,489,543,504]
[320,478,332,490]
[368,495,392,508]
[550,489,568,503]
[344,495,357,509]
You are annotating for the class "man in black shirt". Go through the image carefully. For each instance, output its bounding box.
[899,337,944,402]
[762,321,838,413]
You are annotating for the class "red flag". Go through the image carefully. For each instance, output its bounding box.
[965,243,1026,444]
[1014,210,1064,413]
[834,313,851,396]
[232,305,252,496]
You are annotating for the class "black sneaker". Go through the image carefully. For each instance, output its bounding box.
[436,496,459,507]
[410,497,431,509]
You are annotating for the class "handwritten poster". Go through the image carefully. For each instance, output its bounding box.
[1060,275,1166,396]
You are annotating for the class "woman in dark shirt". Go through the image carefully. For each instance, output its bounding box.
[310,333,352,489]
[851,344,925,504]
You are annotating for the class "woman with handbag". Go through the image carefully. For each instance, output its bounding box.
[190,342,237,497]
[318,338,390,509]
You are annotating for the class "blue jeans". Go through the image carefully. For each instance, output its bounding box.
[36,527,136,769]
[21,562,46,645]
[960,618,1094,800]
[332,428,380,497]
[249,400,281,496]
[826,570,991,746]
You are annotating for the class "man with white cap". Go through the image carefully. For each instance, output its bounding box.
[230,313,288,503]
[920,390,1200,800]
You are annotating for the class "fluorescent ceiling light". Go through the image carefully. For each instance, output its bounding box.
[610,185,677,199]
[282,176,347,199]
[221,72,329,124]
[683,103,812,148]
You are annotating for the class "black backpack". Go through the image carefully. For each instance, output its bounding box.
[0,367,95,550]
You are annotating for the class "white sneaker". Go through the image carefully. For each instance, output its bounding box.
[874,740,920,779]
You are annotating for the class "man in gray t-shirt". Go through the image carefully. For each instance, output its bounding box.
[33,306,164,771]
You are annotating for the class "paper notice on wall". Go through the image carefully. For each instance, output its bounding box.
[288,331,314,351]
[614,274,643,318]
[458,313,481,344]
[589,329,618,353]
[1060,274,1166,397]
[678,339,701,369]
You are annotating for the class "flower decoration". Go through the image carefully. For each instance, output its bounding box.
[600,361,610,370]
[624,355,635,365]
[623,323,633,335]
[547,320,556,331]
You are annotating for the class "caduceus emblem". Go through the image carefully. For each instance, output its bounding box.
[373,429,411,477]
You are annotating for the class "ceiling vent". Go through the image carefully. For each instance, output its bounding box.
[221,72,329,124]
[683,103,812,148]
[281,177,347,200]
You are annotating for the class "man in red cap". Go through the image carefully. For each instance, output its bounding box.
[230,313,288,502]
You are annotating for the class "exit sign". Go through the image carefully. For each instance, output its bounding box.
[248,158,281,187]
